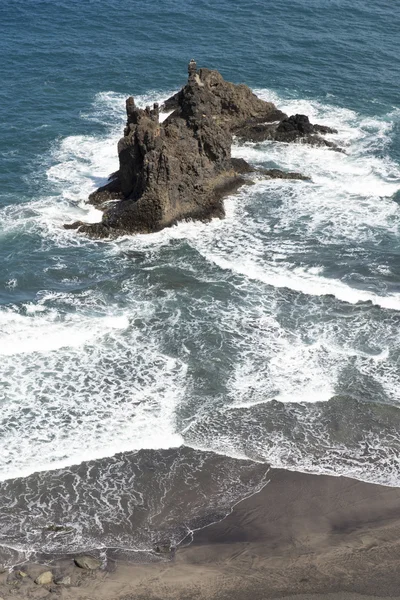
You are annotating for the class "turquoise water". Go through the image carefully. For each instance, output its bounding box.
[0,0,400,562]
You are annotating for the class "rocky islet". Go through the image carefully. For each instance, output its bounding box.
[65,61,337,237]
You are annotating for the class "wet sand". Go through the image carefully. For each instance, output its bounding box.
[3,467,400,599]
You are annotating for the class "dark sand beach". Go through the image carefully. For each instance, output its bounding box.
[3,468,400,600]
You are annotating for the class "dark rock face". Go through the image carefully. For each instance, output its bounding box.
[234,113,338,146]
[230,158,310,181]
[274,114,338,146]
[74,556,101,570]
[278,114,314,135]
[67,62,337,237]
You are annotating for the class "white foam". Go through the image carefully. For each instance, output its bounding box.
[227,323,336,408]
[205,252,400,310]
[0,307,129,355]
[189,426,400,487]
[235,90,400,245]
[5,279,17,289]
[0,291,185,481]
[160,109,174,123]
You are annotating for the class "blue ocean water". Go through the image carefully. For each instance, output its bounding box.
[0,0,400,562]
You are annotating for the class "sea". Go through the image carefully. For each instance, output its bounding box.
[0,0,399,566]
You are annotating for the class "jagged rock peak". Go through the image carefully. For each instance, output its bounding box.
[65,61,338,238]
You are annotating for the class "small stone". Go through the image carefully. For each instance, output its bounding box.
[154,543,174,554]
[74,556,101,570]
[18,570,28,578]
[45,524,73,533]
[35,571,53,585]
[55,575,71,586]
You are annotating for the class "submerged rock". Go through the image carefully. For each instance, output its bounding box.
[154,542,175,555]
[65,61,337,237]
[45,524,74,534]
[231,157,309,181]
[257,168,311,181]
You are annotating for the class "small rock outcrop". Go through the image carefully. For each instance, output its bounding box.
[235,113,337,145]
[154,542,175,555]
[74,556,101,570]
[65,61,337,237]
[231,158,310,181]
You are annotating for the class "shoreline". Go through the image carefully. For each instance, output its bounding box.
[3,467,400,599]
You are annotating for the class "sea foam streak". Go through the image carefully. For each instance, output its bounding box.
[0,306,128,355]
[0,290,185,481]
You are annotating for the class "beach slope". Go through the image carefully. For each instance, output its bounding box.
[5,468,400,600]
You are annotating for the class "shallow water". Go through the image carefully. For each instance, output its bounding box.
[0,0,399,564]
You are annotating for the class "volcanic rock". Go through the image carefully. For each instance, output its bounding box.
[17,570,28,579]
[74,556,101,570]
[55,575,71,586]
[257,168,310,181]
[154,542,175,554]
[235,113,338,146]
[66,62,336,237]
[230,158,309,181]
[34,571,53,586]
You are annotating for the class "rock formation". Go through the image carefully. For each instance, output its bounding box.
[65,62,337,237]
[74,556,101,570]
[235,113,338,146]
